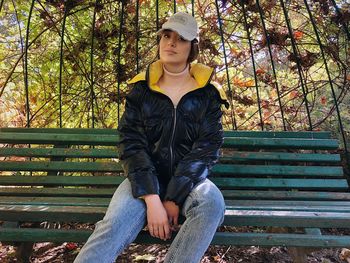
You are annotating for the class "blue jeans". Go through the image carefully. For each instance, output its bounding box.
[74,178,225,263]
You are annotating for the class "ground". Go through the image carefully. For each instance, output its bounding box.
[1,225,349,263]
[0,242,348,263]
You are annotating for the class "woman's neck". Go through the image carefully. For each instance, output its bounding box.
[162,64,191,81]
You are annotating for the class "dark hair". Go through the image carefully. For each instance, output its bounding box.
[187,40,199,63]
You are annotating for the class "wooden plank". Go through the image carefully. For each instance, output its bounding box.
[1,128,331,139]
[223,130,332,139]
[221,190,350,201]
[0,132,338,149]
[0,161,123,172]
[0,175,347,189]
[0,148,119,158]
[1,196,349,208]
[225,200,350,207]
[223,137,339,150]
[0,205,105,222]
[210,232,350,247]
[0,187,116,197]
[0,128,118,135]
[212,178,349,190]
[212,164,344,177]
[0,148,341,163]
[0,196,111,207]
[1,205,350,228]
[1,229,349,248]
[1,161,344,177]
[1,197,349,213]
[224,204,350,213]
[0,175,125,186]
[224,209,350,227]
[1,188,350,202]
[220,152,341,163]
[0,132,119,145]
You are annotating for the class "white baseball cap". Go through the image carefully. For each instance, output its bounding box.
[157,12,199,42]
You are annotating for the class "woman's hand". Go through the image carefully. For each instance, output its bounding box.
[163,201,179,230]
[144,194,171,240]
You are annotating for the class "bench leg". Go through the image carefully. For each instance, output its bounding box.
[268,227,322,263]
[288,247,309,263]
[15,242,34,263]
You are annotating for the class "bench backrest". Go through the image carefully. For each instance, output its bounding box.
[0,128,348,202]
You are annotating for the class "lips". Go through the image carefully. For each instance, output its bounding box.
[164,50,177,54]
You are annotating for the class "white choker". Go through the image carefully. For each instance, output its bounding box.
[163,64,189,77]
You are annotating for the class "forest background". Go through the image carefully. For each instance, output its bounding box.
[0,0,349,148]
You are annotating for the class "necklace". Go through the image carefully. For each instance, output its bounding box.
[163,64,189,77]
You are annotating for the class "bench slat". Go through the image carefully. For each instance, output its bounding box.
[0,161,123,172]
[224,209,350,228]
[220,152,341,163]
[1,197,349,213]
[211,232,350,247]
[221,190,350,201]
[1,188,350,201]
[0,229,349,248]
[0,176,347,189]
[0,162,344,177]
[223,137,339,150]
[1,205,349,228]
[215,164,343,177]
[0,148,341,163]
[0,188,116,197]
[223,131,332,139]
[0,133,119,146]
[0,132,338,149]
[0,175,124,186]
[1,196,349,207]
[0,128,332,139]
[0,128,119,135]
[213,178,348,189]
[0,148,119,158]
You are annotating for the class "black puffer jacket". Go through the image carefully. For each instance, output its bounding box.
[117,60,229,207]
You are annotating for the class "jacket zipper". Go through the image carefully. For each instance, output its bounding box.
[169,105,177,177]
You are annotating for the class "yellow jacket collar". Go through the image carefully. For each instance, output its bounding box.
[127,60,229,107]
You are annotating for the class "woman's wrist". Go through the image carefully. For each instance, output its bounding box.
[143,194,161,205]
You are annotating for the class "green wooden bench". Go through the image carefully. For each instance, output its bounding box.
[0,128,349,262]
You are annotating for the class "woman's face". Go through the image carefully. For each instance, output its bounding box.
[159,30,191,68]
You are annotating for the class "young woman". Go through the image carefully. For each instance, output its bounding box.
[74,12,229,263]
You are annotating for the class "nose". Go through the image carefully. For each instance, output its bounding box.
[168,37,176,47]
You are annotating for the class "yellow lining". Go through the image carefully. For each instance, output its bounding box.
[127,60,228,103]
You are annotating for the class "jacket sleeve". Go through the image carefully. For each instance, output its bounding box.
[164,88,224,206]
[117,85,160,198]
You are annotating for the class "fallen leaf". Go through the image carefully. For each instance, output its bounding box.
[65,242,78,251]
[134,254,156,261]
[340,248,350,263]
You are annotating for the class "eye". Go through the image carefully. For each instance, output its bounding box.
[162,33,170,38]
[179,36,186,42]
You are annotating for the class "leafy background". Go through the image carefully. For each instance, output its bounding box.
[0,0,349,147]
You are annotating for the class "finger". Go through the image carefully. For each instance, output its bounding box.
[148,225,154,237]
[159,224,167,240]
[153,226,160,239]
[163,222,171,240]
[174,215,179,226]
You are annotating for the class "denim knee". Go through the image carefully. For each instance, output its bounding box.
[187,179,226,225]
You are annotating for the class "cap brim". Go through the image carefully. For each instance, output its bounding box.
[156,27,196,42]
